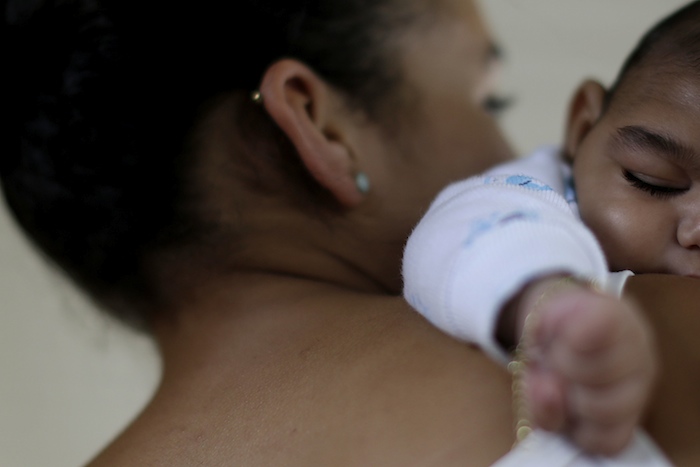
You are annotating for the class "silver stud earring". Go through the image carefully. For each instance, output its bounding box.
[251,90,263,104]
[355,172,370,194]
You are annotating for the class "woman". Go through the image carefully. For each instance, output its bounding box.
[3,0,698,465]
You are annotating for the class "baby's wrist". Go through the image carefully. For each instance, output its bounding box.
[505,275,592,351]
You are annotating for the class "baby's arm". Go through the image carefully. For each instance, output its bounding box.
[402,161,656,455]
[403,169,609,363]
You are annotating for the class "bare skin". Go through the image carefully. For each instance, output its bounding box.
[88,277,515,466]
[625,274,700,467]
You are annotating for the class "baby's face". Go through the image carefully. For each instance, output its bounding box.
[572,71,700,277]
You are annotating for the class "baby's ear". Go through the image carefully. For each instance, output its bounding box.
[563,80,607,161]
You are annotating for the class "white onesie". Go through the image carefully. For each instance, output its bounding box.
[402,146,671,466]
[403,146,630,364]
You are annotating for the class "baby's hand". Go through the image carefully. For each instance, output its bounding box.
[515,277,657,455]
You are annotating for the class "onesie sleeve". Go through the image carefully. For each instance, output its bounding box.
[402,173,609,364]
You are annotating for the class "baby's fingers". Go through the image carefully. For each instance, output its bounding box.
[541,292,638,353]
[564,370,652,455]
[568,377,649,427]
[568,418,638,456]
[544,301,656,386]
[549,333,655,386]
[525,367,566,432]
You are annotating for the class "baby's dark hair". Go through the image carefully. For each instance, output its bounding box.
[2,0,425,330]
[606,0,700,109]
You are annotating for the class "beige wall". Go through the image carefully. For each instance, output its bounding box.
[0,1,690,465]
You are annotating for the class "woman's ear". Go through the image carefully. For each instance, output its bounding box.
[258,59,364,208]
[563,80,607,161]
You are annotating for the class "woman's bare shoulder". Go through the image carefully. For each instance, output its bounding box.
[624,274,700,361]
[625,274,700,467]
[88,294,515,467]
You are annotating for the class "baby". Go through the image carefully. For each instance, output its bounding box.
[404,0,700,458]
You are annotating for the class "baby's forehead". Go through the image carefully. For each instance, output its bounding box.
[609,64,700,115]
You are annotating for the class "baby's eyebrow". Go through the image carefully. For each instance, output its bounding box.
[614,125,700,169]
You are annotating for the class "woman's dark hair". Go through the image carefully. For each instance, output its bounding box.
[2,0,424,330]
[605,0,700,109]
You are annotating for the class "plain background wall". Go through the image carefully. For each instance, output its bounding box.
[0,1,690,465]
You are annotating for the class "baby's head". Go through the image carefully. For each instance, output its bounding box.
[564,0,700,277]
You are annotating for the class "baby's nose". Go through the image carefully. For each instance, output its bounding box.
[677,214,700,250]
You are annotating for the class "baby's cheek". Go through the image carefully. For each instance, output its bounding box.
[581,201,648,272]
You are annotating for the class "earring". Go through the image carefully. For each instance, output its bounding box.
[251,90,263,104]
[355,172,370,194]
